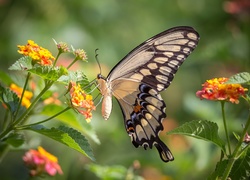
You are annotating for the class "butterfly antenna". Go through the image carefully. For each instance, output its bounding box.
[95,48,102,75]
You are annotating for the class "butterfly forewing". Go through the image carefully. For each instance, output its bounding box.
[98,26,200,162]
[107,26,199,86]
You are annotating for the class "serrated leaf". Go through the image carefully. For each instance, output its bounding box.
[230,147,250,180]
[40,104,100,144]
[58,70,91,92]
[28,65,68,81]
[29,125,95,161]
[5,133,25,147]
[9,56,33,70]
[0,84,20,113]
[167,120,226,152]
[208,160,228,180]
[226,72,250,85]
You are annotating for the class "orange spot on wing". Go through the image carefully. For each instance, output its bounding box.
[134,104,143,113]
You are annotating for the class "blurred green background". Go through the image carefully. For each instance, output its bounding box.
[0,0,249,179]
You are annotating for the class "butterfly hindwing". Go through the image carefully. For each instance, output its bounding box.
[114,82,174,162]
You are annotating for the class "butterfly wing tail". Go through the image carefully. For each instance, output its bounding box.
[154,139,174,162]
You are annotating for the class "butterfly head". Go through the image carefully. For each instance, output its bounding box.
[97,73,106,80]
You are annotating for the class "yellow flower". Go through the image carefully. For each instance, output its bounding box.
[18,40,55,66]
[69,82,95,122]
[10,83,33,108]
[38,146,58,163]
[196,77,248,104]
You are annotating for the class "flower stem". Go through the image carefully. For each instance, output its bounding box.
[14,72,31,121]
[221,101,232,155]
[0,82,53,140]
[1,109,9,132]
[67,58,77,69]
[53,51,61,67]
[221,112,250,180]
[15,106,71,130]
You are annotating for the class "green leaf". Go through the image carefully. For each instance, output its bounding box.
[226,72,250,85]
[166,120,226,152]
[86,164,144,180]
[28,65,68,81]
[40,104,100,144]
[9,56,33,70]
[4,133,25,147]
[58,70,91,92]
[230,147,250,180]
[0,84,20,113]
[86,164,127,180]
[0,70,14,85]
[29,125,95,161]
[208,160,228,180]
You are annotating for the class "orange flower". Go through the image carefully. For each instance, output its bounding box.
[196,77,248,104]
[43,92,61,105]
[18,40,55,66]
[70,82,95,122]
[10,83,33,108]
[23,146,63,176]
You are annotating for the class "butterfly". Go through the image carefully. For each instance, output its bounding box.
[97,26,200,162]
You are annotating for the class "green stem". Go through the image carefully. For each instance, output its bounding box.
[14,72,31,121]
[0,82,53,140]
[221,101,232,155]
[53,51,61,67]
[67,58,78,69]
[1,109,9,132]
[221,112,250,180]
[15,106,71,130]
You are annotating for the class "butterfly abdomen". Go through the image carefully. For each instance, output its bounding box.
[97,74,112,120]
[102,94,112,120]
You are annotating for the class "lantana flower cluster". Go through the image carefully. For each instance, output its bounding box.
[196,77,248,104]
[23,146,63,176]
[18,40,55,66]
[70,82,96,123]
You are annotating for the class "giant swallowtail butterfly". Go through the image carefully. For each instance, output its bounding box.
[97,26,200,162]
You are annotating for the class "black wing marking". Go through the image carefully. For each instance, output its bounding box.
[116,83,174,162]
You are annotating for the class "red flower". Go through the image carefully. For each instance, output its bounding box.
[196,78,247,104]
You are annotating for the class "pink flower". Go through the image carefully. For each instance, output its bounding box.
[244,132,250,143]
[23,146,63,176]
